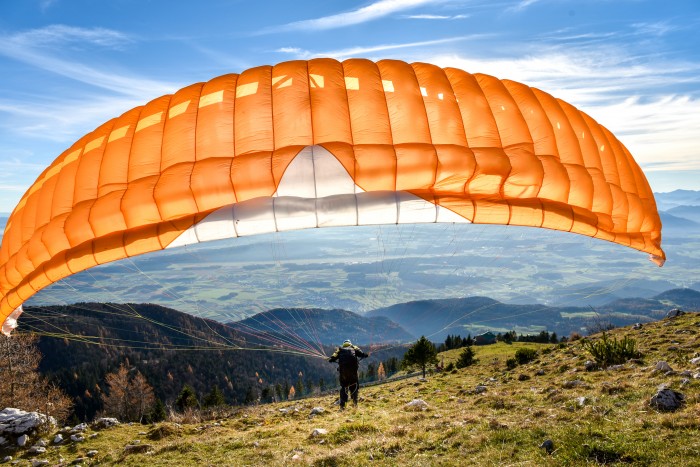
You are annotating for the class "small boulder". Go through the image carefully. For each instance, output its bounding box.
[632,323,643,330]
[17,434,28,447]
[2,456,11,463]
[404,399,429,411]
[310,428,327,438]
[474,385,488,394]
[87,450,98,458]
[562,380,586,389]
[71,423,88,433]
[0,408,55,436]
[31,460,49,467]
[666,309,684,318]
[690,357,700,366]
[53,434,63,445]
[650,388,685,412]
[123,443,152,454]
[27,446,46,455]
[535,369,546,376]
[653,361,673,373]
[310,407,324,416]
[92,418,119,430]
[584,360,597,371]
[70,434,85,443]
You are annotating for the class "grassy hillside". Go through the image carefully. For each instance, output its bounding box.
[4,312,699,465]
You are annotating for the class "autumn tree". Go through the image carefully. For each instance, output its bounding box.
[401,336,438,378]
[0,333,72,423]
[377,362,386,381]
[102,362,155,422]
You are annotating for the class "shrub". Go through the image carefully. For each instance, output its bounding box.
[514,348,538,365]
[581,333,641,368]
[505,358,517,370]
[455,346,477,369]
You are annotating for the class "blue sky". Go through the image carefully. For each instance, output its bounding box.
[1,0,699,214]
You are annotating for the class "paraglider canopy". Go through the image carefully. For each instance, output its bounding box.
[0,58,664,334]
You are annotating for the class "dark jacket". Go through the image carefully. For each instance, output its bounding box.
[328,344,368,383]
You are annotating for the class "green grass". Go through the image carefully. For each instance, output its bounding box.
[3,312,700,466]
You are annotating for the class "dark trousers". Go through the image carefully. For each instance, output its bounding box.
[339,369,359,408]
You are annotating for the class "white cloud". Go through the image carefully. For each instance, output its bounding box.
[262,0,445,33]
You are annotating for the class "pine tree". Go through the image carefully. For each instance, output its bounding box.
[401,336,438,378]
[147,398,167,423]
[455,345,477,368]
[175,384,199,412]
[203,385,226,408]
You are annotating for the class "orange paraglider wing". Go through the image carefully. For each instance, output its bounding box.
[0,58,665,332]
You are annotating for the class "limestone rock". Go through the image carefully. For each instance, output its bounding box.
[666,309,684,318]
[123,443,152,454]
[404,399,429,411]
[653,361,673,373]
[71,423,88,433]
[0,408,55,436]
[311,428,328,437]
[92,418,119,430]
[70,434,85,443]
[31,460,49,467]
[650,388,685,412]
[310,407,324,415]
[690,357,700,366]
[87,450,98,458]
[53,434,63,445]
[27,446,46,455]
[17,434,28,446]
[562,380,586,389]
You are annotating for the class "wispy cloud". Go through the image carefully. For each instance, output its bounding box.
[261,0,445,34]
[0,25,177,98]
[0,94,144,141]
[9,24,132,49]
[39,0,59,12]
[276,35,485,60]
[403,14,469,20]
[506,0,542,13]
